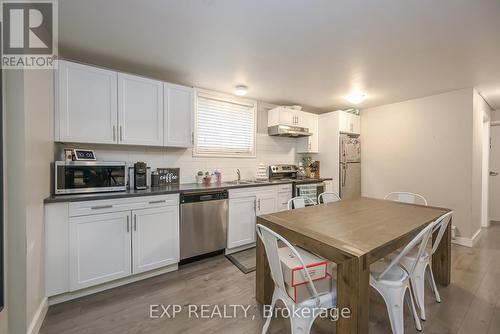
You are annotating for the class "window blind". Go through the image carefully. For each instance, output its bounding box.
[194,90,256,157]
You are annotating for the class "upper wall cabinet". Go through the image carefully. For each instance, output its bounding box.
[55,60,194,148]
[56,60,118,144]
[338,111,361,135]
[118,73,164,146]
[268,107,308,128]
[297,113,319,153]
[164,83,193,147]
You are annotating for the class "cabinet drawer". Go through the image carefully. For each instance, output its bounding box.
[69,194,179,217]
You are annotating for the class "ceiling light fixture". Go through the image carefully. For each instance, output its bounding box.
[234,85,248,96]
[345,92,367,104]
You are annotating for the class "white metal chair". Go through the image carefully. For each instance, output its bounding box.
[256,224,336,334]
[384,192,428,205]
[317,192,341,204]
[287,196,316,210]
[370,222,434,334]
[390,211,453,321]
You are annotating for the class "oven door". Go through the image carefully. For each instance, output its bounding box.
[295,182,325,205]
[55,161,127,194]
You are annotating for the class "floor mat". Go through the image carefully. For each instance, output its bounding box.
[226,247,256,274]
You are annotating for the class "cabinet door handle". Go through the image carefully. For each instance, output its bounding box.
[113,126,116,142]
[120,126,123,141]
[91,205,113,210]
[149,200,166,204]
[134,214,137,231]
[258,198,261,210]
[127,216,130,233]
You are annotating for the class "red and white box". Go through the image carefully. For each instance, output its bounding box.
[285,274,333,303]
[278,247,328,287]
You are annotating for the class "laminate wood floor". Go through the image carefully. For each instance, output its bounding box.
[40,223,500,334]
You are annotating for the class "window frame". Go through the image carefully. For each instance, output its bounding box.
[193,88,257,158]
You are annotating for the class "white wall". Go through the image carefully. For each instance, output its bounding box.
[361,88,482,239]
[3,70,53,334]
[55,101,299,183]
[473,90,492,230]
[24,70,53,334]
[492,109,500,123]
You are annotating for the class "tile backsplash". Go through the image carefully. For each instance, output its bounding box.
[55,134,299,184]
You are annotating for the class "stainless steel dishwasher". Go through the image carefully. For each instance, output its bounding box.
[180,190,228,260]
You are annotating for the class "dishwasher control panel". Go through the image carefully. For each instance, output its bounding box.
[181,190,228,203]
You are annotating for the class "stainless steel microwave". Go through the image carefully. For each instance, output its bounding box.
[55,161,127,195]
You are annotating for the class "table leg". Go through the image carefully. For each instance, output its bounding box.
[432,218,452,285]
[336,256,370,334]
[256,236,273,305]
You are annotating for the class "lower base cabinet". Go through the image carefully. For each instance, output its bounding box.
[227,196,257,249]
[69,211,132,291]
[132,206,179,274]
[227,186,285,250]
[47,194,180,297]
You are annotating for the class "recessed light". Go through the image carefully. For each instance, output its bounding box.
[345,92,367,104]
[234,85,248,96]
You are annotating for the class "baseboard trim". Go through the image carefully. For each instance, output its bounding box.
[48,264,178,305]
[27,297,48,334]
[452,228,482,248]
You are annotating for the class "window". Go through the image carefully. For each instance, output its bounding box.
[194,89,257,157]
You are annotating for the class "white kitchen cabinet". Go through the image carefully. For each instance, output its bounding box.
[56,60,118,144]
[164,83,194,147]
[268,107,307,127]
[69,211,132,291]
[256,189,278,215]
[277,184,293,211]
[118,73,164,146]
[132,206,179,274]
[297,112,319,153]
[227,195,257,249]
[339,111,361,134]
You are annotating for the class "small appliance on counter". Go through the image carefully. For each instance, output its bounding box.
[54,161,127,195]
[63,148,97,161]
[134,162,148,190]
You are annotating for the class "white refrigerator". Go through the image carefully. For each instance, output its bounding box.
[339,134,361,199]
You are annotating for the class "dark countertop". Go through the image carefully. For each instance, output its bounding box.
[44,178,333,204]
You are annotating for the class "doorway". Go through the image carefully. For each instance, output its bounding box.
[490,121,500,223]
[482,116,491,228]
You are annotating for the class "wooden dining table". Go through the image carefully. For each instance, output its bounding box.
[256,197,452,334]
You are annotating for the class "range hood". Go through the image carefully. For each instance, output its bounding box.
[268,125,312,137]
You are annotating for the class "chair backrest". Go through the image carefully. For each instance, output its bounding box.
[378,222,434,280]
[256,224,320,304]
[384,192,428,205]
[287,196,315,210]
[318,192,341,204]
[430,211,453,255]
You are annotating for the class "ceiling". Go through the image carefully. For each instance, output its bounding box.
[58,0,500,112]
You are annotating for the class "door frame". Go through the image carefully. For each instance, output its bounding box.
[482,113,491,228]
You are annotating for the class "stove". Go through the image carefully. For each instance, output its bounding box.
[269,164,327,204]
[268,164,298,181]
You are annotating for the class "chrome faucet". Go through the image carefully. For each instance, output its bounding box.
[237,169,241,181]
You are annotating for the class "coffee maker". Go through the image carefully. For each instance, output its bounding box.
[134,162,147,190]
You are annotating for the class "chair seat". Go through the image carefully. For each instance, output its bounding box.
[370,259,409,285]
